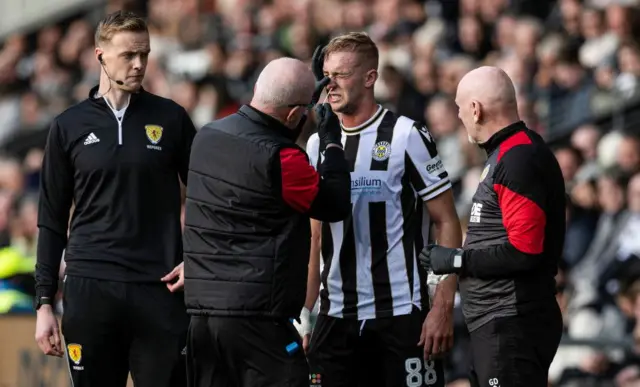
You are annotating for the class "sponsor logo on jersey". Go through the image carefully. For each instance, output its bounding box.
[424,156,445,176]
[351,176,384,198]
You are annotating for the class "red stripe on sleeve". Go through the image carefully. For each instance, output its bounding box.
[494,183,546,254]
[497,131,532,161]
[280,148,320,213]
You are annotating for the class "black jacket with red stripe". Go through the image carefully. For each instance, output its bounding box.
[183,105,350,319]
[460,121,566,332]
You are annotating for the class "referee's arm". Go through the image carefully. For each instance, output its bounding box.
[463,146,547,279]
[36,119,74,300]
[279,146,350,222]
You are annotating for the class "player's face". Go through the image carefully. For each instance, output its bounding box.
[97,31,150,91]
[323,51,373,114]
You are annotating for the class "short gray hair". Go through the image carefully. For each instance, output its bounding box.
[252,57,314,108]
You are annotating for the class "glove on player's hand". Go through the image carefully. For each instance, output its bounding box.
[315,103,341,148]
[419,245,464,275]
[311,45,330,104]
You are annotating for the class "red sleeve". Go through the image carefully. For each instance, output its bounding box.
[492,136,547,255]
[279,148,320,213]
[493,184,546,254]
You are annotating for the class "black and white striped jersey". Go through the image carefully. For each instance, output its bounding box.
[306,105,452,320]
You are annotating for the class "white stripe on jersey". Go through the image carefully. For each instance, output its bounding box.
[306,107,451,320]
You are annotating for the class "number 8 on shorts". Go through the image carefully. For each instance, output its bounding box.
[405,358,439,386]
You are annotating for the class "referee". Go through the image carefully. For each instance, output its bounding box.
[419,66,565,387]
[182,57,350,387]
[34,11,196,387]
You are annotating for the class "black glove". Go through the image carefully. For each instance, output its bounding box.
[418,245,465,275]
[315,103,341,148]
[311,45,330,104]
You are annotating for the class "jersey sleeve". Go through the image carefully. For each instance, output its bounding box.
[305,133,321,170]
[405,122,451,201]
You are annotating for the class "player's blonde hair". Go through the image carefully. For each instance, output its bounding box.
[324,32,379,70]
[95,11,148,46]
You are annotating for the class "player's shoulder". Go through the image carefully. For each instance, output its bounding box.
[305,132,320,155]
[307,132,319,147]
[395,114,436,142]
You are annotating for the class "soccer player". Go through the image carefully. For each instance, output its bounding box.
[302,32,462,387]
[34,11,196,387]
[419,66,565,387]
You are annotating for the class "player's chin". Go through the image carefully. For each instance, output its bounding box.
[330,101,348,113]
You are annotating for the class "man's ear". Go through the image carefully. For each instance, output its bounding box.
[95,47,104,63]
[285,106,301,126]
[364,69,378,89]
[472,100,482,124]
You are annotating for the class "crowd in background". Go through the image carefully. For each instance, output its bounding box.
[1,0,640,385]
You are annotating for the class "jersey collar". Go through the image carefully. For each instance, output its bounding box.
[88,85,146,106]
[341,105,385,135]
[479,121,527,155]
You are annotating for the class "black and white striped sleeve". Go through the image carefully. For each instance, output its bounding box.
[405,122,451,201]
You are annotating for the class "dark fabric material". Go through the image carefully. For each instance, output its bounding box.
[61,275,189,387]
[461,122,566,332]
[183,105,310,320]
[186,316,308,387]
[468,302,563,387]
[183,104,349,320]
[307,308,446,387]
[36,86,196,298]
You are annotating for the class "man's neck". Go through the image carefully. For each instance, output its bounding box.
[98,77,131,110]
[478,115,521,144]
[340,98,379,129]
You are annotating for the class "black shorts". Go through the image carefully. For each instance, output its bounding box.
[307,307,446,387]
[61,275,189,387]
[468,303,563,387]
[186,315,308,387]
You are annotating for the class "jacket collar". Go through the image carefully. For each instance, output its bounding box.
[238,105,297,141]
[479,121,527,155]
[88,85,146,107]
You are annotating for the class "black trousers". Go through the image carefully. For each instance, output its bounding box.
[186,315,309,387]
[61,276,189,387]
[468,303,563,387]
[307,307,446,387]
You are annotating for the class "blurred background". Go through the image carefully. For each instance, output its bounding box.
[1,0,640,386]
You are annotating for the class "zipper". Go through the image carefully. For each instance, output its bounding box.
[117,116,123,145]
[102,95,130,146]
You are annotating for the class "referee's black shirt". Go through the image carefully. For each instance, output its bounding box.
[35,86,196,299]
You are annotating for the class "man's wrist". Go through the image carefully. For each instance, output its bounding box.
[325,143,343,150]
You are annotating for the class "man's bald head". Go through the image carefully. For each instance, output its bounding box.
[252,57,315,110]
[455,66,520,144]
